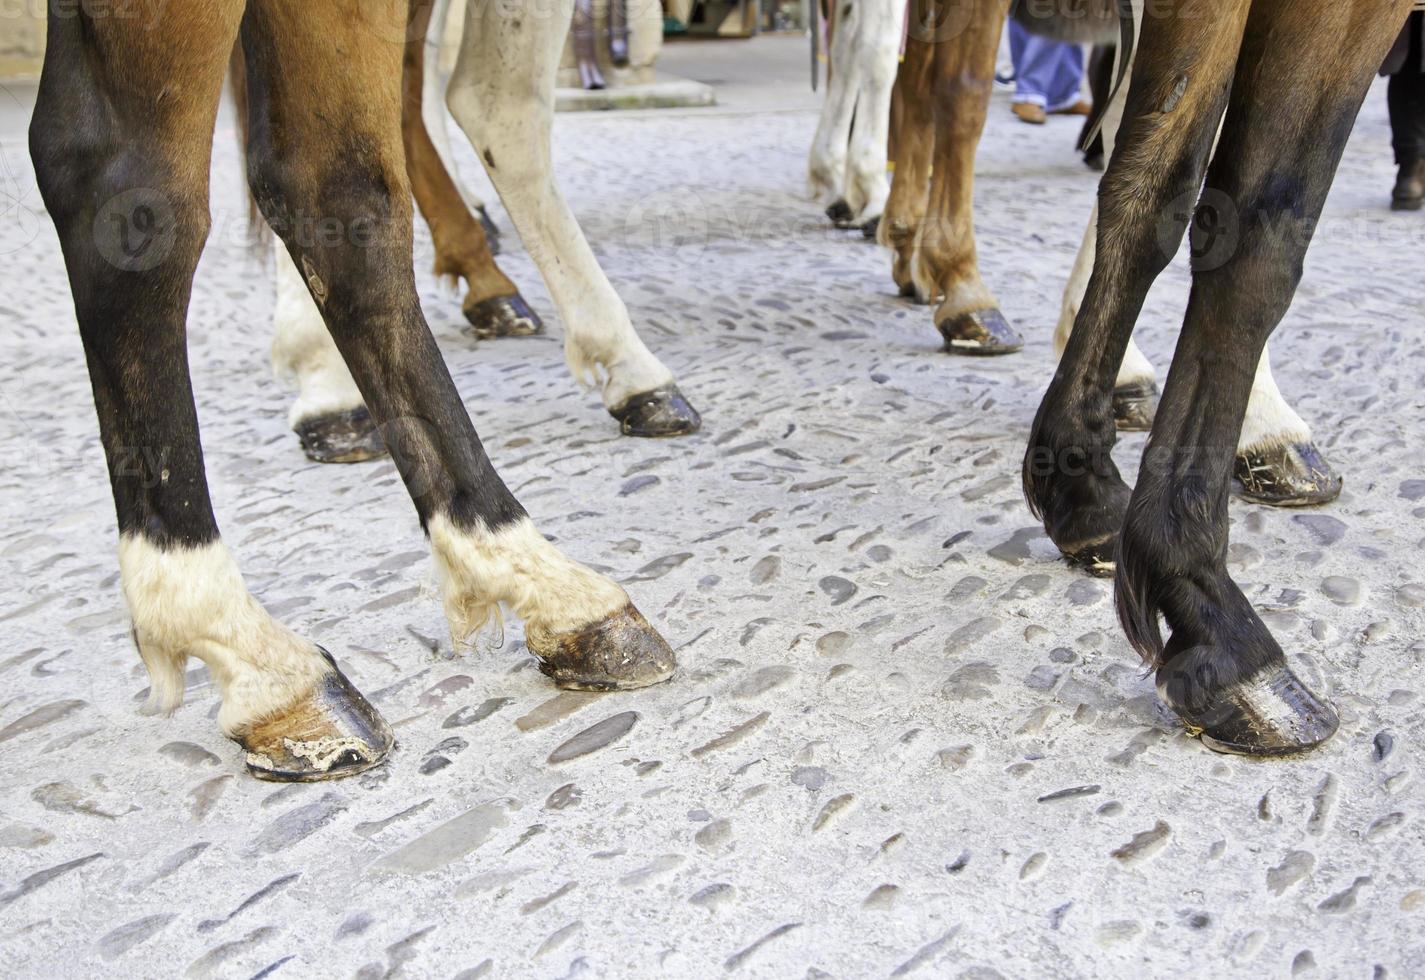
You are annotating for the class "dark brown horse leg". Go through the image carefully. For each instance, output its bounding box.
[242,0,675,690]
[1117,0,1411,754]
[31,0,391,780]
[404,0,542,339]
[1024,0,1251,575]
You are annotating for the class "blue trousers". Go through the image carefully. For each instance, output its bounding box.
[1008,21,1084,112]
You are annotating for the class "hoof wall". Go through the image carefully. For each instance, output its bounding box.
[938,308,1023,356]
[1112,380,1159,432]
[465,294,544,339]
[825,198,855,227]
[476,205,501,255]
[237,651,394,782]
[529,603,676,692]
[1158,656,1338,757]
[610,384,702,438]
[1065,542,1116,578]
[1234,441,1342,507]
[860,216,881,240]
[295,408,385,464]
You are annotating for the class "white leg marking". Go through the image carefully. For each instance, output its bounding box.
[1052,35,1156,388]
[271,249,365,428]
[1237,341,1311,453]
[445,0,675,410]
[427,515,627,651]
[423,0,485,214]
[842,0,901,221]
[808,0,860,204]
[118,535,329,735]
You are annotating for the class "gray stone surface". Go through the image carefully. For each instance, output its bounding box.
[1,36,1423,979]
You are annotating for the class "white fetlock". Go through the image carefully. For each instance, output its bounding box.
[118,536,330,735]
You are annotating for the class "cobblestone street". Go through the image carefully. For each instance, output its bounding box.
[1,36,1422,978]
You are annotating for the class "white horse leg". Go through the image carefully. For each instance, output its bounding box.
[843,0,902,229]
[808,0,862,223]
[1233,343,1341,504]
[423,0,499,248]
[270,249,384,463]
[445,0,700,437]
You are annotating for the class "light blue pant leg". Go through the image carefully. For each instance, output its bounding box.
[1008,21,1085,111]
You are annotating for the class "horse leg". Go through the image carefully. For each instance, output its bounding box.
[879,16,935,299]
[1119,0,1409,753]
[1231,345,1343,505]
[1024,0,1251,573]
[1050,57,1161,432]
[446,0,701,437]
[842,0,902,232]
[423,0,497,235]
[241,0,675,690]
[31,0,391,780]
[1052,26,1343,503]
[405,0,541,340]
[910,0,1023,354]
[808,0,860,221]
[271,248,386,462]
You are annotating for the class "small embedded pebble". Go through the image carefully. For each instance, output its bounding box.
[548,712,639,764]
[1321,576,1361,606]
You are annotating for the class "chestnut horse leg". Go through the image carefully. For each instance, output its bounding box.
[241,0,676,693]
[405,0,543,339]
[910,0,1022,354]
[31,0,392,780]
[879,9,936,300]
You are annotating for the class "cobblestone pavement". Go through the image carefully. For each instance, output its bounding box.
[2,38,1423,979]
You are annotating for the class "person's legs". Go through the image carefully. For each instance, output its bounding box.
[1388,14,1425,208]
[1012,31,1083,114]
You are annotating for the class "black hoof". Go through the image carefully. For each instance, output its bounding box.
[938,308,1023,355]
[1112,380,1159,432]
[825,198,855,227]
[610,384,702,438]
[1066,544,1116,578]
[464,294,544,340]
[295,407,386,464]
[476,205,501,255]
[1157,652,1338,757]
[1234,441,1342,507]
[528,603,676,692]
[860,215,881,240]
[237,650,394,781]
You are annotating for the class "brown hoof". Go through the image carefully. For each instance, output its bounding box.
[610,384,702,438]
[825,198,855,228]
[527,604,676,692]
[938,308,1023,355]
[1157,654,1338,757]
[235,651,393,781]
[476,205,501,255]
[295,408,386,464]
[1112,380,1159,432]
[1234,441,1342,507]
[464,294,544,339]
